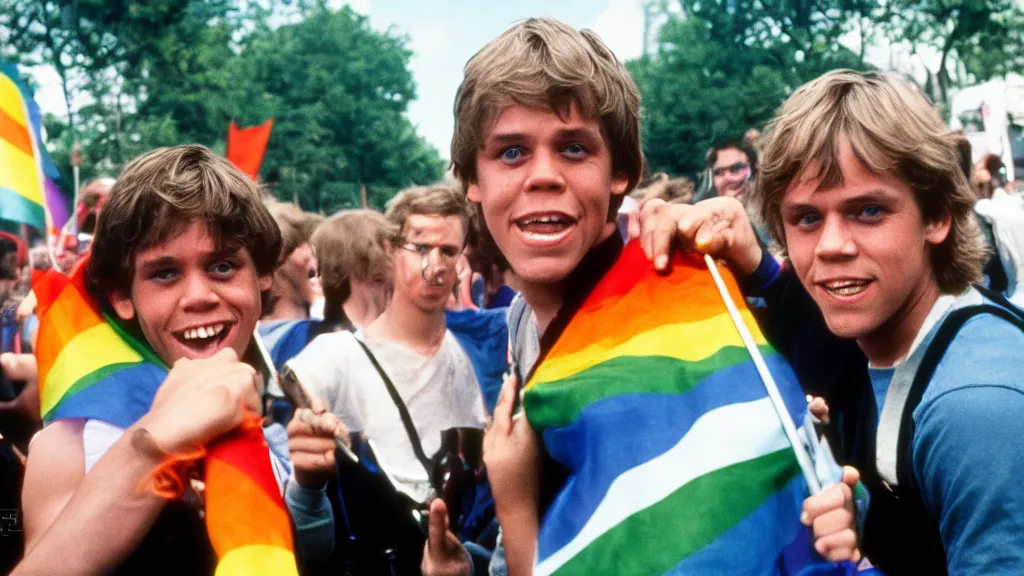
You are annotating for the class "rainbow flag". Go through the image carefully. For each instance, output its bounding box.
[523,241,824,575]
[1,60,59,231]
[34,260,299,575]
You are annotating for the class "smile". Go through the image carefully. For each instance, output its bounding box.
[513,212,578,245]
[174,322,233,356]
[820,279,872,297]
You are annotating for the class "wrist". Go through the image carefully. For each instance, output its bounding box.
[730,240,764,277]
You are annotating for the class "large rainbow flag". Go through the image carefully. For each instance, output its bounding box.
[1,59,61,231]
[523,241,827,575]
[34,259,299,575]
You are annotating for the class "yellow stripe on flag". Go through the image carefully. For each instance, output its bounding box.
[215,544,297,576]
[529,309,767,387]
[0,75,28,127]
[42,323,144,416]
[0,139,43,205]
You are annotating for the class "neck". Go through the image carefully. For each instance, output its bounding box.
[369,292,446,353]
[264,293,309,322]
[518,280,566,337]
[858,278,943,367]
[343,287,385,331]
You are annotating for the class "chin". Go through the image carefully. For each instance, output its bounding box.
[821,312,878,340]
[511,256,579,287]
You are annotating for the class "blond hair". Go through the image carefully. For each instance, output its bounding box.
[755,69,986,293]
[312,209,394,320]
[88,145,281,294]
[451,17,644,196]
[385,183,472,243]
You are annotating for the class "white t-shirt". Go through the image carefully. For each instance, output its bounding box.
[286,329,486,502]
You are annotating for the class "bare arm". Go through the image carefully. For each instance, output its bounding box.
[16,420,168,575]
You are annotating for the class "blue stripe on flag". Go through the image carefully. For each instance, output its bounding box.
[538,353,805,559]
[47,363,167,428]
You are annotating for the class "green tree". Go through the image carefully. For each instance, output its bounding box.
[237,4,444,212]
[633,1,871,179]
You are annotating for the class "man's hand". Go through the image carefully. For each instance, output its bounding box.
[287,398,346,488]
[137,348,262,454]
[421,498,472,576]
[801,466,862,562]
[484,374,541,522]
[633,197,763,275]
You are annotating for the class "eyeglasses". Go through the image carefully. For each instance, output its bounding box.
[712,162,751,178]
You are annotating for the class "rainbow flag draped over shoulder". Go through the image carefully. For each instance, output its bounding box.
[523,241,822,575]
[34,260,299,576]
[1,60,60,231]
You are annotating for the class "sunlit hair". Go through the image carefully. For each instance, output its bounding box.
[451,17,644,199]
[312,209,394,324]
[88,145,281,295]
[384,183,472,244]
[755,69,986,293]
[266,200,321,267]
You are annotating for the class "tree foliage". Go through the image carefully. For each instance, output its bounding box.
[1,0,443,212]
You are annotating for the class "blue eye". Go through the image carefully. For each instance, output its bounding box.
[210,261,236,276]
[797,214,821,227]
[564,143,586,158]
[861,205,883,219]
[501,148,522,163]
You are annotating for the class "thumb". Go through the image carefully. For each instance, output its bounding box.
[841,466,860,487]
[427,498,450,554]
[626,210,641,240]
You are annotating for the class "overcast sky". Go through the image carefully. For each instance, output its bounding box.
[28,0,649,160]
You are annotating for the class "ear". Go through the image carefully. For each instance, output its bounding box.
[467,182,482,203]
[924,210,952,246]
[610,172,629,197]
[108,288,136,321]
[258,274,273,292]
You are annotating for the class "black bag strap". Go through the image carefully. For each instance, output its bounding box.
[353,337,434,478]
[894,299,1024,494]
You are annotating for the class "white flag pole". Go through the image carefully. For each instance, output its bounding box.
[703,254,822,495]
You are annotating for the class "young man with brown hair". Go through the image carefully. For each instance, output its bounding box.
[17,145,283,573]
[641,69,1024,574]
[282,183,487,573]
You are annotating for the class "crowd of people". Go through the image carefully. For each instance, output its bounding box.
[2,15,1024,576]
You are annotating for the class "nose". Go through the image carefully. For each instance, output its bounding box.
[525,148,566,192]
[179,271,220,311]
[814,215,858,261]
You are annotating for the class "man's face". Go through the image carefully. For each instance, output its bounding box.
[391,213,465,312]
[110,220,271,365]
[467,104,629,286]
[781,138,950,341]
[278,242,317,308]
[712,147,752,199]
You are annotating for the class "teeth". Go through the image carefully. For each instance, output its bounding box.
[181,324,226,341]
[826,284,867,296]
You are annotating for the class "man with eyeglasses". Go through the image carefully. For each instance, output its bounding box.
[707,139,758,200]
[281,183,487,572]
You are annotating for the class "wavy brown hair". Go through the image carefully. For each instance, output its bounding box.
[754,69,987,293]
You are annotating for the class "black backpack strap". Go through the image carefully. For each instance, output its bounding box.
[352,337,434,478]
[894,302,1024,494]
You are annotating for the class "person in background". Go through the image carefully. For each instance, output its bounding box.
[262,201,321,322]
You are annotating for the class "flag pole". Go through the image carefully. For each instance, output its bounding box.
[703,254,822,495]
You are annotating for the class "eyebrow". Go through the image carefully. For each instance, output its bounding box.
[782,189,900,212]
[487,127,601,146]
[136,256,179,276]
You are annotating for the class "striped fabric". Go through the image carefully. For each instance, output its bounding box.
[34,259,299,576]
[0,61,47,230]
[523,241,820,575]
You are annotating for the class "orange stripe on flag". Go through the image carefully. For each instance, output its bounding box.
[0,105,32,157]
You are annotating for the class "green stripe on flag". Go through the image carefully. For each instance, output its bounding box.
[525,345,777,429]
[42,361,143,423]
[551,448,801,576]
[0,186,44,229]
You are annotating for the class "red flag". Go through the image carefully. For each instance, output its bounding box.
[226,120,273,181]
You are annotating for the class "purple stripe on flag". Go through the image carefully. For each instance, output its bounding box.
[45,177,68,229]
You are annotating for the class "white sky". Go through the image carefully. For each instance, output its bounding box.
[27,0,648,160]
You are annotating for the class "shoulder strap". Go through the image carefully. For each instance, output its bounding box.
[352,337,434,478]
[506,293,530,377]
[877,300,1024,488]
